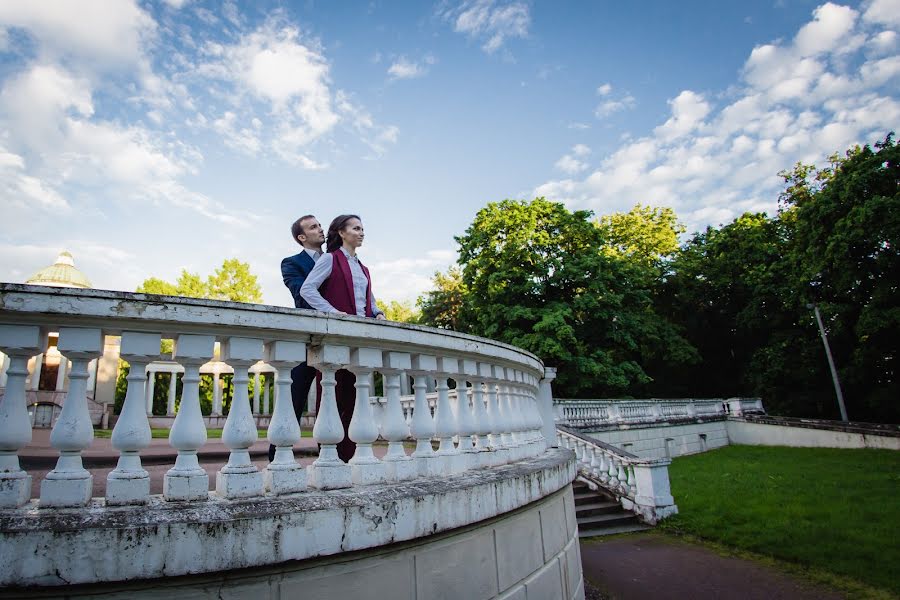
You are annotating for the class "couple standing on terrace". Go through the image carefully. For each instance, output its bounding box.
[270,214,387,464]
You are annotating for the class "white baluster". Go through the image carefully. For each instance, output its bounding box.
[456,360,479,468]
[381,351,416,482]
[306,345,352,490]
[616,459,628,494]
[145,367,157,416]
[165,334,214,501]
[166,371,177,417]
[626,462,637,497]
[0,325,42,507]
[597,450,610,483]
[263,340,307,495]
[485,371,509,465]
[453,380,478,467]
[433,357,464,474]
[588,444,602,479]
[251,370,261,414]
[107,331,160,505]
[607,455,620,489]
[216,337,264,499]
[40,327,103,507]
[409,354,438,477]
[211,370,222,417]
[347,347,385,485]
[470,378,490,468]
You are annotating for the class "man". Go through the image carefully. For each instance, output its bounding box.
[268,214,325,461]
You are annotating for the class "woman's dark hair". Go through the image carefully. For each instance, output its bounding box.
[326,214,362,252]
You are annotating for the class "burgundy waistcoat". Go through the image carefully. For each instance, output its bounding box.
[321,250,375,317]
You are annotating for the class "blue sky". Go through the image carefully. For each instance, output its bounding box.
[1,0,898,307]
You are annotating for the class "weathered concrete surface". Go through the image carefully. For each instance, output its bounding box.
[581,532,845,600]
[0,485,583,600]
[0,448,575,588]
[585,421,730,460]
[727,417,900,450]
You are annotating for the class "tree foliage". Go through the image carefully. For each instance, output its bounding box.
[136,258,263,303]
[378,299,421,323]
[413,134,897,422]
[443,198,695,396]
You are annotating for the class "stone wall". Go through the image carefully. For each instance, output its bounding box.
[584,421,730,460]
[727,418,900,450]
[5,485,583,600]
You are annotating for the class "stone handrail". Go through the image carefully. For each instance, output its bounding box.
[0,284,567,587]
[0,283,554,503]
[554,397,765,427]
[556,425,677,524]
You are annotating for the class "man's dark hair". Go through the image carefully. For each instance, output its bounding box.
[290,215,317,245]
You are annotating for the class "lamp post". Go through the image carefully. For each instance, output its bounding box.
[807,303,848,422]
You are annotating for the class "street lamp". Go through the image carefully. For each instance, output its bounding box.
[807,303,849,422]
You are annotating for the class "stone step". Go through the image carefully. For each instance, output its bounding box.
[577,511,640,528]
[574,491,599,505]
[577,522,653,538]
[574,501,622,517]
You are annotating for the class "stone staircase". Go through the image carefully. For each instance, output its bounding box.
[573,479,651,538]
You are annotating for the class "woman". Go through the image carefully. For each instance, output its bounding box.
[300,214,385,462]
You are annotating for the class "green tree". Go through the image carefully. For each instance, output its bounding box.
[778,134,900,421]
[136,258,262,303]
[454,198,694,396]
[596,204,684,272]
[378,299,421,323]
[417,267,468,330]
[206,258,263,303]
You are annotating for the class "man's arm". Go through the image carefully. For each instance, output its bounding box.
[282,256,312,308]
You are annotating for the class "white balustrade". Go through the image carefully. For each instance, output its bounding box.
[409,354,439,477]
[0,325,41,507]
[380,351,416,481]
[433,357,464,474]
[264,340,307,494]
[347,347,385,485]
[216,337,265,499]
[107,331,160,505]
[165,334,214,501]
[306,345,352,490]
[40,327,103,507]
[0,286,553,513]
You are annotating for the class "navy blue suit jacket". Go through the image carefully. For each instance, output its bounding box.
[281,251,317,309]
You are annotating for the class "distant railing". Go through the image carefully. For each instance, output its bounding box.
[0,284,555,509]
[557,426,677,524]
[554,397,764,428]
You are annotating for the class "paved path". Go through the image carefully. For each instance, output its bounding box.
[581,531,845,600]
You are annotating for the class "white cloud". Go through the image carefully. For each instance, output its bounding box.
[0,0,155,68]
[370,249,458,302]
[595,94,636,119]
[442,0,530,54]
[533,2,900,232]
[597,83,613,96]
[554,144,592,174]
[388,55,436,80]
[862,0,900,27]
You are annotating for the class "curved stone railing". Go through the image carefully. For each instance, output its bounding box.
[0,284,568,589]
[554,397,765,428]
[557,426,677,524]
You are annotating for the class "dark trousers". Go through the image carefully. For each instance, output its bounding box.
[315,369,357,463]
[268,362,319,461]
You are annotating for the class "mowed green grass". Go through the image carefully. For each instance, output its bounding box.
[659,445,900,594]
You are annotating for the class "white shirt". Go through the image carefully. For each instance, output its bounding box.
[300,247,383,317]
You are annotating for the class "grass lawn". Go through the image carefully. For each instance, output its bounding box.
[94,428,315,439]
[659,445,900,596]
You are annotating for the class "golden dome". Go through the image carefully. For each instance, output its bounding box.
[26,251,93,289]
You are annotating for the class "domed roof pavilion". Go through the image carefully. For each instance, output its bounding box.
[26,251,93,289]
